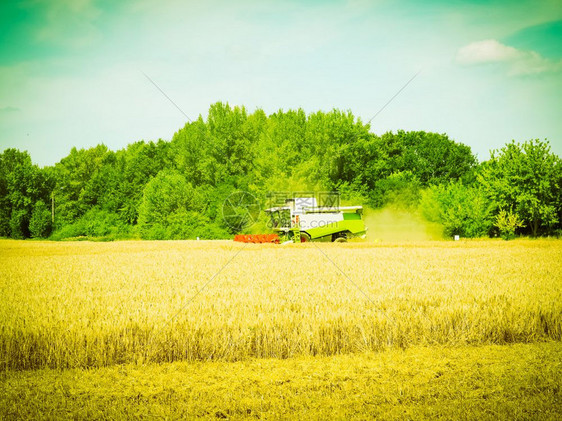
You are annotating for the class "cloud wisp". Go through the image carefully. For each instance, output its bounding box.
[0,106,21,114]
[34,0,102,48]
[456,39,562,76]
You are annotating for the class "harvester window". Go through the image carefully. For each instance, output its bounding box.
[279,210,291,228]
[268,211,278,228]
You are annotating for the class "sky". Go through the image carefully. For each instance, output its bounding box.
[1,0,561,167]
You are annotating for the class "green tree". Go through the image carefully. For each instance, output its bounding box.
[29,200,53,238]
[53,145,112,224]
[331,130,476,207]
[9,210,28,239]
[479,139,561,236]
[398,131,476,185]
[171,118,212,186]
[0,149,52,238]
[251,108,307,189]
[420,182,493,238]
[138,170,205,238]
[116,140,169,224]
[0,151,11,236]
[368,171,422,208]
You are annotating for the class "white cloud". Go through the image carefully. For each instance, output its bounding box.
[456,39,562,76]
[456,39,522,64]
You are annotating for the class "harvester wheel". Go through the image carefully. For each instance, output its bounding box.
[300,233,311,242]
[334,236,347,243]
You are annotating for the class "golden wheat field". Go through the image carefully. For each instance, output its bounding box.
[1,239,561,370]
[1,239,561,419]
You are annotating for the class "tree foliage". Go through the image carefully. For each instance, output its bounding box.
[495,209,525,241]
[420,182,494,238]
[29,200,52,238]
[0,103,559,240]
[138,170,197,230]
[0,149,52,238]
[478,139,561,236]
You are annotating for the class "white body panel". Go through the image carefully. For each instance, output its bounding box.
[295,212,344,230]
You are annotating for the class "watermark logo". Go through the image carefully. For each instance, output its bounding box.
[266,191,340,210]
[221,191,260,230]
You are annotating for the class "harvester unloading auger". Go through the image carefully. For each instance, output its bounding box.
[234,197,367,244]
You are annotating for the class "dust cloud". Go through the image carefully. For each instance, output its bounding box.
[363,207,444,242]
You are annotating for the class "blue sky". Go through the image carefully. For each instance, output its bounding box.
[1,0,561,166]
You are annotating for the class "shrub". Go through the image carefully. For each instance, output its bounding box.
[420,182,493,238]
[50,207,132,240]
[495,209,525,240]
[140,210,230,240]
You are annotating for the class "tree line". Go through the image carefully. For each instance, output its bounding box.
[1,102,560,240]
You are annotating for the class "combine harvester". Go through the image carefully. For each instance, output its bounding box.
[234,197,367,244]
